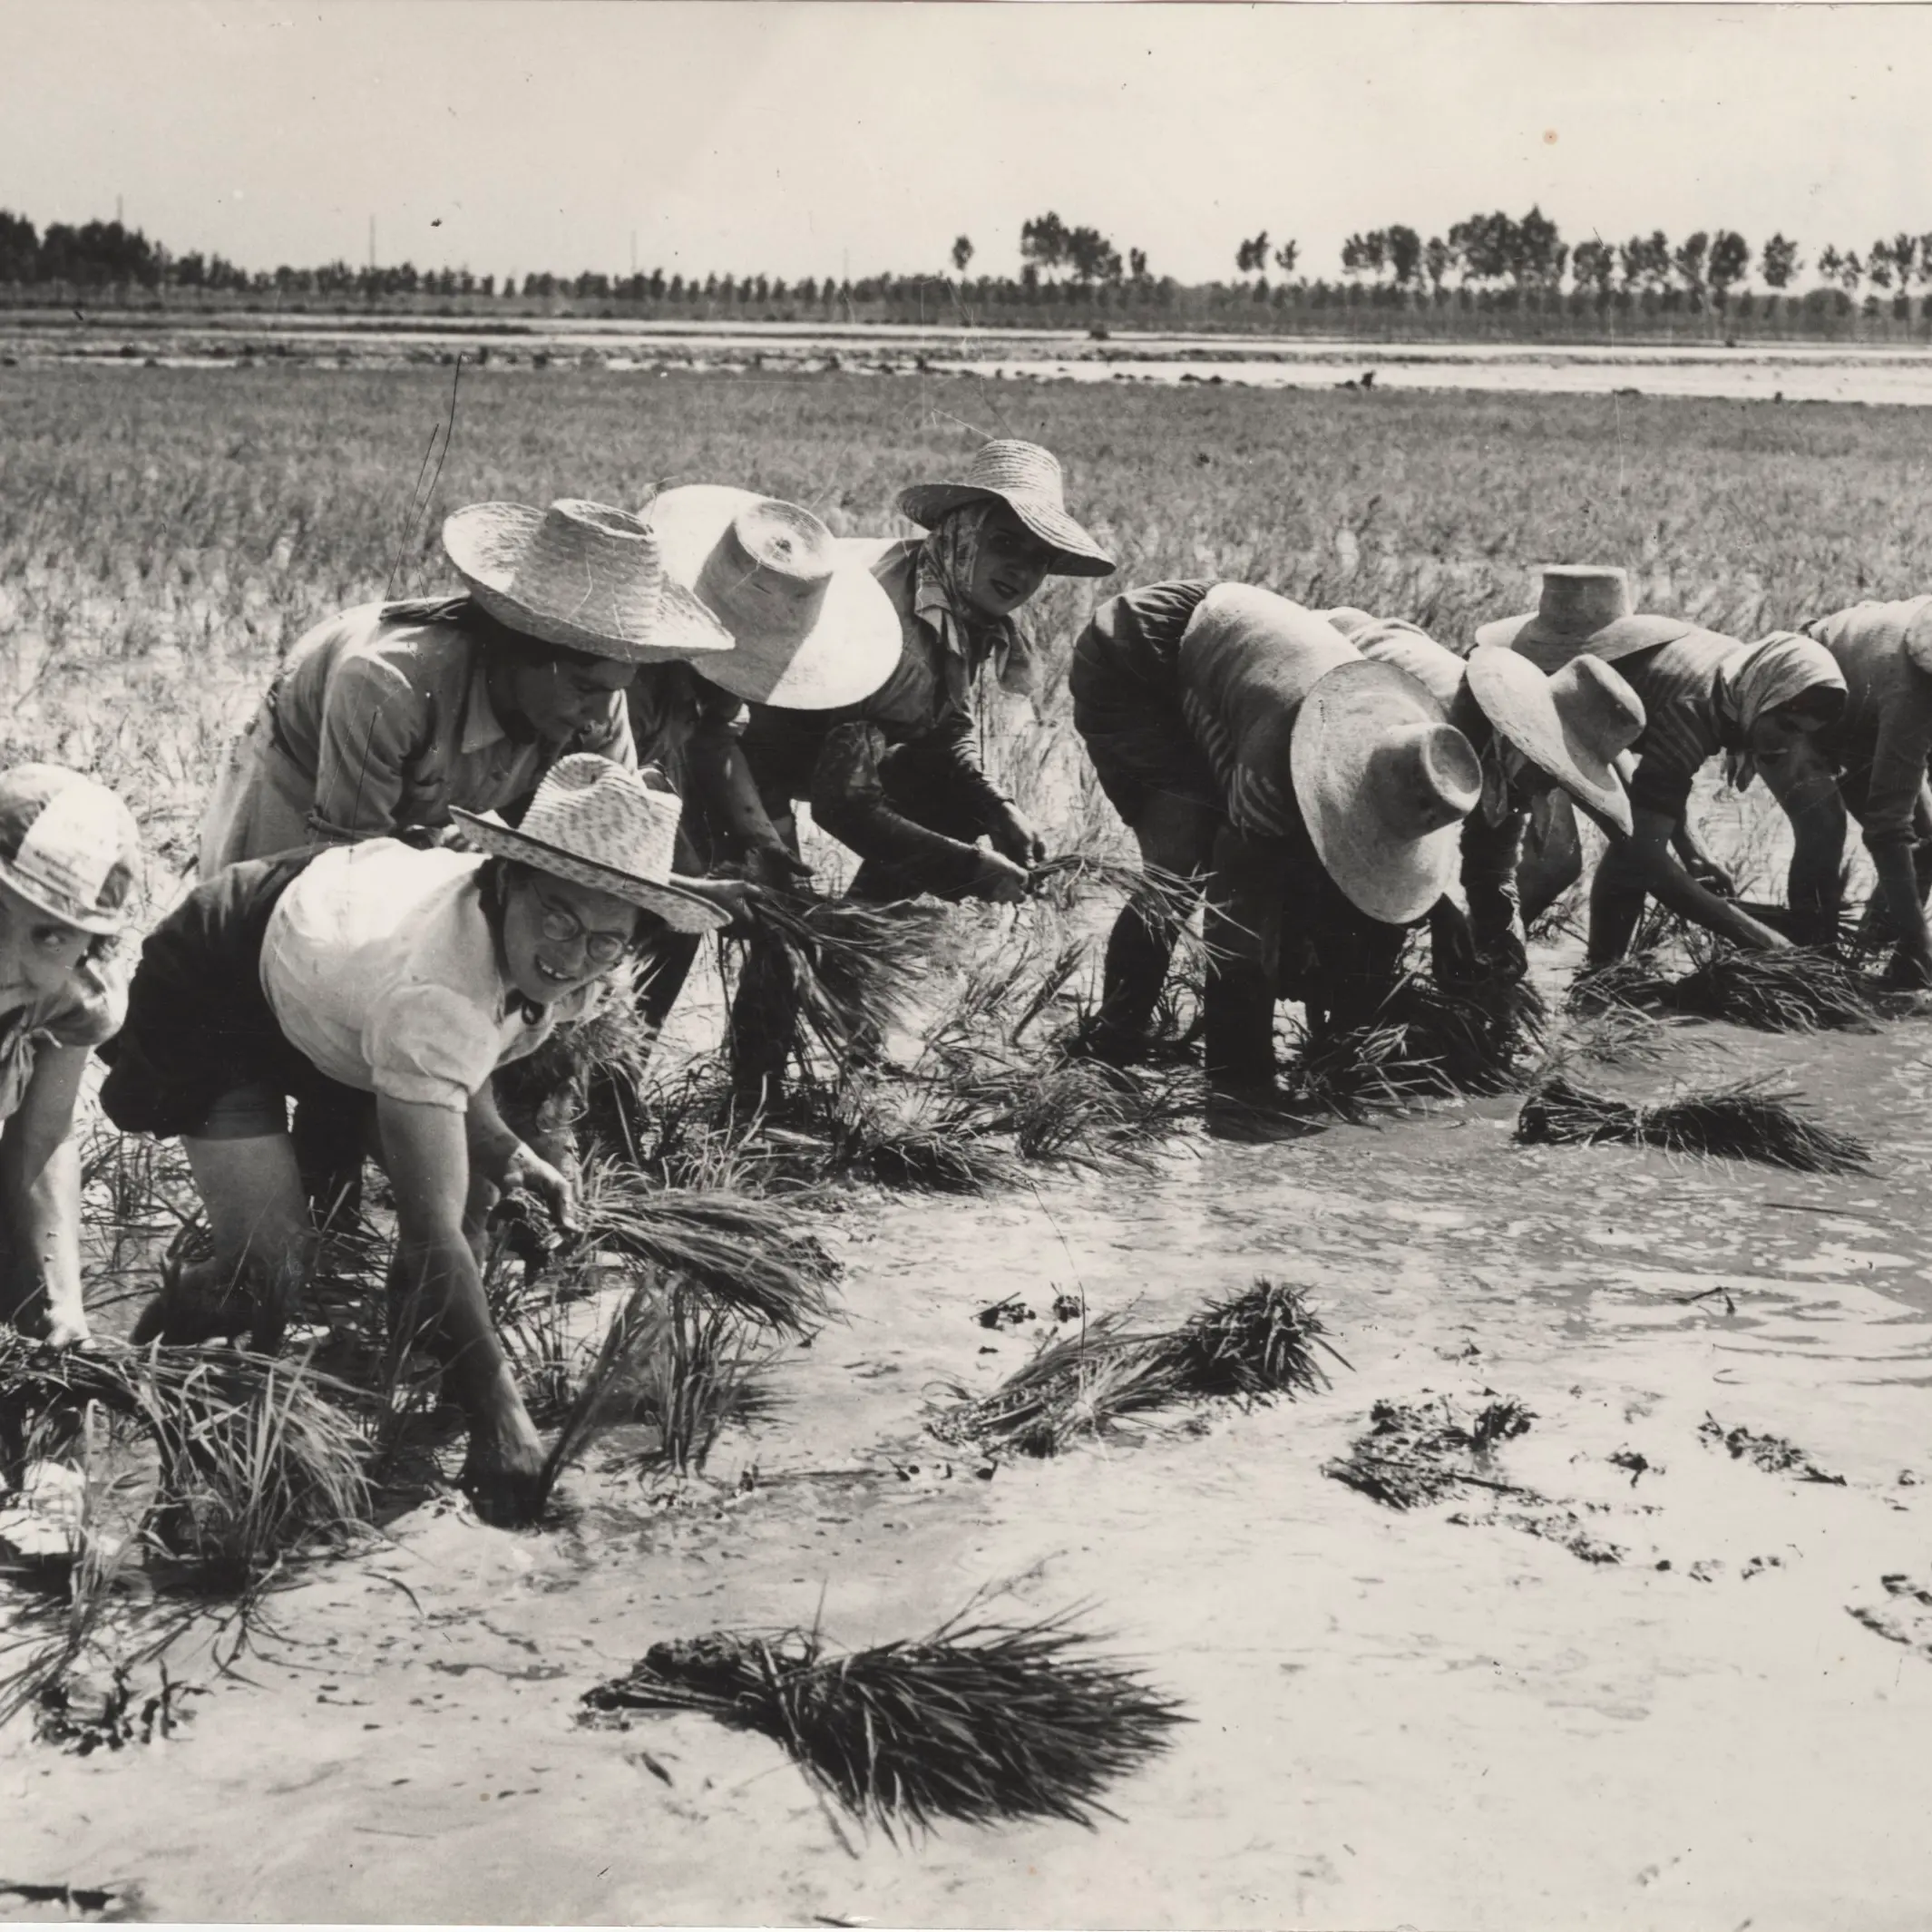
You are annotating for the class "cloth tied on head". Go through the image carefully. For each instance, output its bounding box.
[1715,630,1847,790]
[914,500,1039,699]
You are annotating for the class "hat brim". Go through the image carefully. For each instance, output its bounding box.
[1581,614,1705,666]
[1290,661,1470,925]
[448,810,728,935]
[894,483,1116,577]
[443,503,735,667]
[1465,646,1634,836]
[645,486,903,709]
[0,855,127,935]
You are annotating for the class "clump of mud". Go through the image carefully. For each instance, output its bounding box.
[1323,1394,1537,1510]
[1698,1415,1846,1486]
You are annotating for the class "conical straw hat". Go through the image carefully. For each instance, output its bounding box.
[644,485,902,708]
[896,439,1115,577]
[442,499,734,666]
[1292,661,1484,924]
[449,754,727,934]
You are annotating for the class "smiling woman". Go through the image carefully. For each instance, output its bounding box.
[98,755,727,1525]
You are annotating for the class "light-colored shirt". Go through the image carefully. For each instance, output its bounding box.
[0,950,127,1123]
[259,841,590,1111]
[1806,596,1932,854]
[200,600,636,872]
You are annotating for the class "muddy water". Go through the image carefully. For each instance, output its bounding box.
[5,994,1932,1927]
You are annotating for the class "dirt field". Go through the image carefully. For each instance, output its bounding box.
[3,366,1931,1927]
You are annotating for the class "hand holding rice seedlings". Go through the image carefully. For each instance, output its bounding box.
[581,1606,1189,1834]
[1515,1075,1871,1174]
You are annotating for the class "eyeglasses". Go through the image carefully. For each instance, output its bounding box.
[533,893,631,968]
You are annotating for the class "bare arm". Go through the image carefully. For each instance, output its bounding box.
[376,1094,544,1513]
[0,1044,91,1343]
[1616,805,1791,951]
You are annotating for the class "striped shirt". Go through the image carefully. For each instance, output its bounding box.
[1609,631,1740,821]
[1805,596,1932,854]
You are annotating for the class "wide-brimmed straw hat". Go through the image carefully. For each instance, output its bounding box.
[642,486,901,709]
[1292,662,1485,924]
[896,439,1115,578]
[1467,645,1645,834]
[1475,565,1694,674]
[450,754,727,935]
[442,500,734,666]
[0,765,141,935]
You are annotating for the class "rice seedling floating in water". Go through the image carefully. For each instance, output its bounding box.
[928,1314,1179,1458]
[1515,1076,1870,1174]
[571,1156,839,1336]
[1155,1278,1351,1402]
[581,1605,1189,1835]
[1323,1396,1537,1511]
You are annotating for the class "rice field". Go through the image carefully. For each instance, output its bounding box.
[6,361,1932,1924]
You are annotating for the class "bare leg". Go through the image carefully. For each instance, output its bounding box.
[134,1134,315,1353]
[1586,836,1652,965]
[1517,794,1584,928]
[1089,793,1221,1056]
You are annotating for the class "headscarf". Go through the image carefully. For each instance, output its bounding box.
[913,500,1040,698]
[1715,630,1847,789]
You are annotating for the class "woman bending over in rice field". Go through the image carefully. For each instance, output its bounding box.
[102,756,727,1524]
[1068,583,1482,1138]
[0,767,142,1350]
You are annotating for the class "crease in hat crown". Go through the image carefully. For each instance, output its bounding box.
[0,765,141,934]
[448,752,727,933]
[643,483,903,707]
[441,497,734,663]
[517,753,681,882]
[895,437,1116,577]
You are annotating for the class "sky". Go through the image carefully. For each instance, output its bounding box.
[5,3,1932,287]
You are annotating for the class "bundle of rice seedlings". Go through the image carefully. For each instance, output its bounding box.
[1155,1278,1351,1403]
[1282,1015,1434,1121]
[0,1335,372,1582]
[1570,945,1884,1033]
[1665,945,1883,1033]
[729,892,950,1069]
[1515,1075,1870,1174]
[1323,1396,1537,1511]
[928,1315,1180,1458]
[571,1156,839,1336]
[581,1605,1188,1834]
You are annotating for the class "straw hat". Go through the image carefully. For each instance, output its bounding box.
[450,755,727,934]
[642,486,902,709]
[1475,565,1693,674]
[442,499,734,666]
[896,439,1115,578]
[1292,663,1485,924]
[0,766,141,935]
[1467,646,1645,835]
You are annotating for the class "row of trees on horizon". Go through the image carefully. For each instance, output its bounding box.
[5,204,1932,313]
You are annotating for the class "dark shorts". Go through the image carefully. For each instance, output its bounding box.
[99,849,365,1141]
[1069,610,1220,830]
